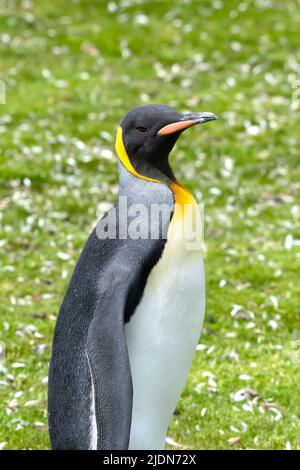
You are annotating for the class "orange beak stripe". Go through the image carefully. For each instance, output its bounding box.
[158,119,198,136]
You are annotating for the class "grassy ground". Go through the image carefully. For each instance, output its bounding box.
[0,0,300,450]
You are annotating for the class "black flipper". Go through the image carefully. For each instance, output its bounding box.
[86,267,134,450]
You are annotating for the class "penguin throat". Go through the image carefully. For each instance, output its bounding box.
[133,159,175,182]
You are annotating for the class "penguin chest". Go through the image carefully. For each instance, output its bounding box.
[125,207,205,449]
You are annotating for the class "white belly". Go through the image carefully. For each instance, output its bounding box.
[125,215,205,449]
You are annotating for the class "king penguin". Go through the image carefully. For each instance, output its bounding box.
[48,104,217,450]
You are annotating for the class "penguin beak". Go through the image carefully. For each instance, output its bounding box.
[157,112,218,136]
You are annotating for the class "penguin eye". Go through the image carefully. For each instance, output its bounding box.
[136,126,149,135]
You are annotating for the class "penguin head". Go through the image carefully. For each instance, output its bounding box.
[116,104,217,180]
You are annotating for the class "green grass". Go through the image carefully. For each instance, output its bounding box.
[0,0,300,450]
